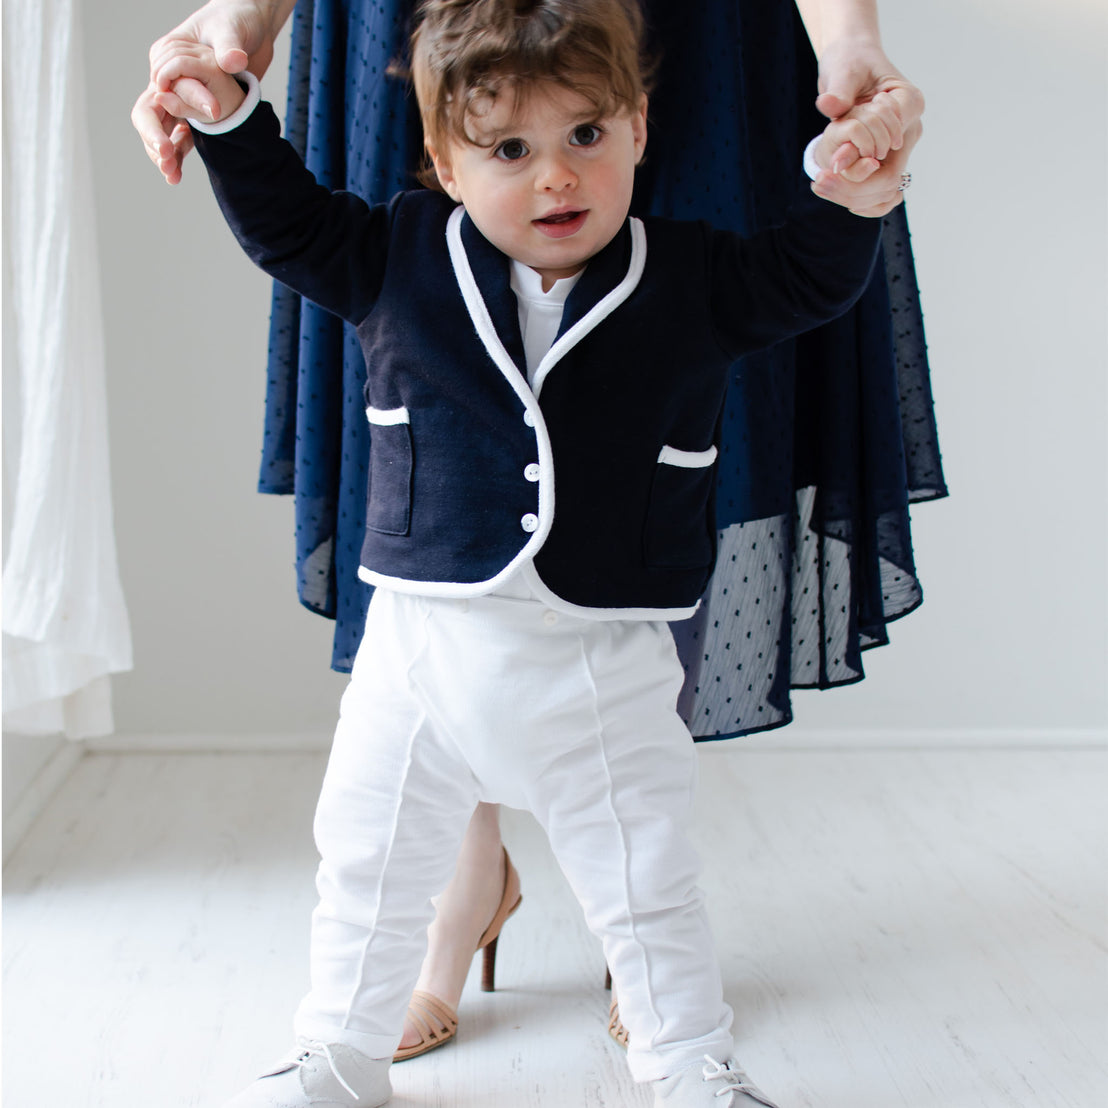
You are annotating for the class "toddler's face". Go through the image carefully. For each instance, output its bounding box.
[429,84,647,290]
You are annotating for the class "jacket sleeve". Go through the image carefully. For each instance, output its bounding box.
[190,99,392,326]
[707,172,882,359]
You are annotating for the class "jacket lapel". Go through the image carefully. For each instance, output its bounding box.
[532,218,645,396]
[556,220,634,339]
[459,211,527,372]
[448,206,647,398]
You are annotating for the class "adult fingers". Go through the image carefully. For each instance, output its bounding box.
[814,41,925,136]
[156,124,196,186]
[822,141,880,181]
[836,153,881,183]
[815,89,854,121]
[885,81,926,133]
[812,171,903,218]
[824,93,905,162]
[815,49,874,119]
[811,157,911,217]
[131,84,176,164]
[147,11,275,81]
[131,85,196,184]
[209,36,250,75]
[858,90,906,150]
[811,136,917,215]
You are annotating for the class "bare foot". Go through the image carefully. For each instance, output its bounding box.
[397,803,507,1050]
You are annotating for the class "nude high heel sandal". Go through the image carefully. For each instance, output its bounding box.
[604,966,630,1049]
[393,848,522,1062]
[476,847,522,992]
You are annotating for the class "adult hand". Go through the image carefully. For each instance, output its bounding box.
[811,120,919,217]
[813,37,924,216]
[132,0,287,184]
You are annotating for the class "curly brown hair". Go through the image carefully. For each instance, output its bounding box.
[408,0,653,186]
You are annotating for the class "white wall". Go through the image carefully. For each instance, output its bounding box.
[76,1,349,742]
[21,0,1108,748]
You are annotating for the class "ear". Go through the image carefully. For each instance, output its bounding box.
[631,94,648,165]
[426,142,462,202]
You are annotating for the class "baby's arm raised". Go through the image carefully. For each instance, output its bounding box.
[156,75,391,326]
[708,170,882,359]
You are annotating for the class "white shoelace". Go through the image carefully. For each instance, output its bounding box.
[287,1041,359,1099]
[700,1056,780,1107]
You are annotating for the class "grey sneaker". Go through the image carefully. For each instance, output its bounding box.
[222,1040,392,1107]
[653,1055,781,1108]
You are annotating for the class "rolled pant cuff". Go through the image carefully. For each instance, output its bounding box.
[628,1029,736,1083]
[292,1014,400,1063]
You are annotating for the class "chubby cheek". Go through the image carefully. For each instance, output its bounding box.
[484,179,529,221]
[472,186,531,243]
[605,164,637,213]
[464,198,528,258]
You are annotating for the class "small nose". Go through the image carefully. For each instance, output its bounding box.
[536,155,577,192]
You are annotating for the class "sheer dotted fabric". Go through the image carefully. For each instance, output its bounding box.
[675,488,923,738]
[259,0,946,737]
[260,0,419,648]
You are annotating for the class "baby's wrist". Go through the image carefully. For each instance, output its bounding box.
[217,78,248,120]
[191,70,261,135]
[803,136,825,180]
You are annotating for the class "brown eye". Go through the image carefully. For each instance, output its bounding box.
[495,138,528,161]
[569,124,602,147]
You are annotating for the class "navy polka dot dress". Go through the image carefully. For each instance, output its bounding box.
[259,0,946,740]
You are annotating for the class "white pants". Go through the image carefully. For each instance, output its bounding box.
[294,588,734,1082]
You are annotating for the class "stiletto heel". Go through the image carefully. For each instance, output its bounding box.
[394,847,522,1061]
[475,847,522,994]
[481,935,499,992]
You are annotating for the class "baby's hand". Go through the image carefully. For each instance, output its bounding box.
[811,90,906,183]
[149,41,247,127]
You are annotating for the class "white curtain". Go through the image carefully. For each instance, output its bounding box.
[2,0,133,738]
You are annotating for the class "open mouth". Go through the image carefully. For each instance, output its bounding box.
[533,209,588,237]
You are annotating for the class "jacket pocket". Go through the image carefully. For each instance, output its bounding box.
[644,445,717,569]
[364,406,413,536]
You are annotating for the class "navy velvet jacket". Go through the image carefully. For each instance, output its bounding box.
[192,99,880,621]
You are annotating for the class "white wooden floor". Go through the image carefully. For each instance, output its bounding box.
[3,744,1106,1108]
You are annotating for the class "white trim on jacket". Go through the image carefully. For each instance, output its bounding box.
[357,207,694,621]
